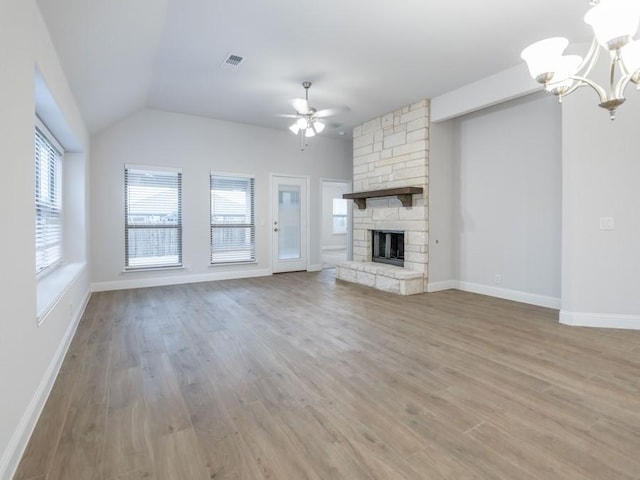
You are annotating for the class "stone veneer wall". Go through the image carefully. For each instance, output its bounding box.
[349,99,430,291]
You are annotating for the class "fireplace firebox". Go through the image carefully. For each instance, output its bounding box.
[372,230,404,267]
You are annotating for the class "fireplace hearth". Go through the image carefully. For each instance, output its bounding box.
[372,230,404,267]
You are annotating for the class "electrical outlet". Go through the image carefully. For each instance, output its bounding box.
[494,274,502,285]
[599,217,615,230]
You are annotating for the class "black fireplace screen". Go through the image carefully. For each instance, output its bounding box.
[372,230,404,267]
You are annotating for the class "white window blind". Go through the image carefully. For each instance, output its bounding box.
[125,166,182,269]
[210,174,255,264]
[35,126,63,274]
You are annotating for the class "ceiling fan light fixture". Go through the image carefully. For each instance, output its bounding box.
[284,81,349,149]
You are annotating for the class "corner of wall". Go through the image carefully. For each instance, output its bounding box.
[0,288,91,480]
[559,311,640,330]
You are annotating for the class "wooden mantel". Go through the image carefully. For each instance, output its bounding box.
[343,186,423,209]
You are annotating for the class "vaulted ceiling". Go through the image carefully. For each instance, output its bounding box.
[37,0,592,136]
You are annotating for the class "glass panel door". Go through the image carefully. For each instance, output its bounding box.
[278,186,301,260]
[272,175,307,273]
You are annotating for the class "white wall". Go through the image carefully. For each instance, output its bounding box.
[321,181,350,250]
[431,49,640,327]
[433,47,640,328]
[90,109,352,289]
[428,94,562,307]
[0,3,90,478]
[560,88,640,327]
[428,120,455,287]
[431,63,539,122]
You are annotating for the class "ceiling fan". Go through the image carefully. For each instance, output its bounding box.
[282,81,349,150]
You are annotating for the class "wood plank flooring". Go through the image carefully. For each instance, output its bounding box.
[15,270,640,479]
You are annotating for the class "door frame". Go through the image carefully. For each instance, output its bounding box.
[270,173,310,273]
[319,178,353,265]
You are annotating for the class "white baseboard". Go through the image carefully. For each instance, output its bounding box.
[427,280,457,292]
[0,288,91,480]
[91,268,272,292]
[560,310,640,330]
[321,246,347,252]
[455,281,561,309]
[307,264,323,272]
[432,281,638,329]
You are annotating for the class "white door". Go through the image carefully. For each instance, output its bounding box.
[272,175,308,273]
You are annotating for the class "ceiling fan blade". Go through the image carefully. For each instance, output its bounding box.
[291,98,310,114]
[314,105,351,118]
[277,113,300,118]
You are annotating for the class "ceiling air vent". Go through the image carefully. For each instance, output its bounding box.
[221,53,244,70]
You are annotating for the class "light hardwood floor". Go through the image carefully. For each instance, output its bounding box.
[15,270,640,479]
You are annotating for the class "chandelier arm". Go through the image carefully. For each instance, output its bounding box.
[575,36,601,78]
[557,75,608,103]
[609,54,618,94]
[551,38,602,98]
[618,50,632,77]
[555,83,581,98]
[615,72,635,99]
[613,53,640,98]
[617,52,640,81]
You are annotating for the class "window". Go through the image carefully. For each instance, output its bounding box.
[332,198,348,234]
[210,174,255,264]
[35,124,63,274]
[124,166,182,269]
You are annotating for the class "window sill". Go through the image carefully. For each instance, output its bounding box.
[209,261,258,267]
[37,262,86,325]
[122,265,185,273]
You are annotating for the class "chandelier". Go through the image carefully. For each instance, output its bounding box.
[521,0,640,119]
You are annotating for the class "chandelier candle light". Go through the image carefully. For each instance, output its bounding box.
[521,0,640,119]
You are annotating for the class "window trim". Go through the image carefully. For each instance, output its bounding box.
[124,164,183,271]
[210,171,256,265]
[35,116,64,277]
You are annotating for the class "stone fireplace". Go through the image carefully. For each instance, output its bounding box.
[336,99,429,295]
